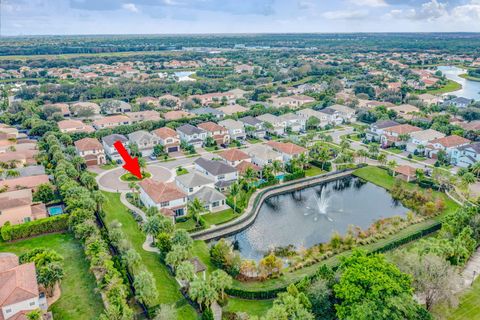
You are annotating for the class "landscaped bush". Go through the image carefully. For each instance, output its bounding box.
[1,214,68,241]
[310,160,332,172]
[283,171,306,182]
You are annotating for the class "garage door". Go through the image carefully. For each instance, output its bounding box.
[168,146,178,152]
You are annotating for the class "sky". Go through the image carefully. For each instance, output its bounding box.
[1,0,480,36]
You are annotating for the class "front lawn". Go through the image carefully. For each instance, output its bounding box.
[412,155,427,161]
[203,209,237,226]
[386,148,404,154]
[247,138,262,144]
[101,192,197,319]
[305,164,325,177]
[120,171,151,181]
[176,167,189,176]
[0,233,103,320]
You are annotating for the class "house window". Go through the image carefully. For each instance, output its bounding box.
[212,201,219,208]
[30,301,36,306]
[6,309,11,314]
[189,188,193,192]
[160,201,169,207]
[24,217,31,222]
[218,175,225,180]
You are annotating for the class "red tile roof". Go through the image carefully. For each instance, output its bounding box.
[139,179,186,203]
[385,124,422,135]
[152,127,179,139]
[266,141,307,155]
[0,259,39,308]
[394,165,416,177]
[430,135,471,148]
[0,175,49,192]
[74,138,103,151]
[197,121,227,133]
[236,161,260,174]
[219,149,250,162]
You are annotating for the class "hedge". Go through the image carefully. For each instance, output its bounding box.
[1,214,69,241]
[283,171,306,182]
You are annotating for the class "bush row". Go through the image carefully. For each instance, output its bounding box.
[1,214,69,241]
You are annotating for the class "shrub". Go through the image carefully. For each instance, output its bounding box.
[1,214,69,241]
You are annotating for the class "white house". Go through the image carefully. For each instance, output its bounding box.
[406,129,445,154]
[278,113,306,132]
[454,142,480,168]
[102,134,129,161]
[139,179,187,217]
[175,172,215,195]
[256,113,286,136]
[265,141,308,163]
[218,119,246,140]
[176,124,207,148]
[194,157,238,190]
[245,144,283,168]
[425,135,471,162]
[127,130,160,157]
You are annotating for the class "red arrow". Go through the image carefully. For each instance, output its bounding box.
[113,140,142,179]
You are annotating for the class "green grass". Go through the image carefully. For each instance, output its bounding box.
[433,276,480,319]
[247,138,262,144]
[305,165,325,177]
[386,148,404,154]
[120,171,151,181]
[101,192,198,319]
[412,155,427,161]
[424,80,462,94]
[459,73,480,82]
[191,241,215,273]
[176,167,189,176]
[203,209,237,226]
[224,298,273,317]
[0,233,103,320]
[100,163,118,170]
[175,218,198,231]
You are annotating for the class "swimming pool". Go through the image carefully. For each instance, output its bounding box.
[47,205,64,216]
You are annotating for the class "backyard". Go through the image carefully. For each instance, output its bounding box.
[0,233,103,320]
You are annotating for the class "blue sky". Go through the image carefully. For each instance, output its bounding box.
[1,0,480,36]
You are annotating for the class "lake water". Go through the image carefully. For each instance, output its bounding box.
[228,176,408,260]
[174,71,196,82]
[437,66,480,100]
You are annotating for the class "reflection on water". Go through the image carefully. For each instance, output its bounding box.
[437,66,480,100]
[227,176,408,260]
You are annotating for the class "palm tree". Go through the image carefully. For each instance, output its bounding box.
[188,197,206,224]
[297,153,308,171]
[176,261,195,286]
[471,162,480,179]
[244,167,256,185]
[272,160,283,176]
[229,183,241,213]
[387,160,397,176]
[356,149,368,164]
[92,190,106,213]
[377,153,387,166]
[209,270,232,299]
[143,215,162,243]
[72,155,86,172]
[368,143,380,156]
[5,169,19,178]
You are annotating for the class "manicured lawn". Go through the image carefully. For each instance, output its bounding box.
[386,148,404,154]
[305,165,325,177]
[425,80,462,94]
[100,163,118,170]
[459,73,480,82]
[175,218,197,231]
[192,241,215,273]
[412,155,427,161]
[176,167,189,175]
[0,233,103,320]
[247,138,262,144]
[101,192,198,319]
[120,171,151,181]
[203,209,237,226]
[433,277,480,319]
[224,298,273,317]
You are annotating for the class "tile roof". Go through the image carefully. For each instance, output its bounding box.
[217,104,248,115]
[0,260,39,308]
[163,111,192,121]
[177,124,205,135]
[218,149,250,162]
[385,124,422,135]
[194,157,237,175]
[0,175,50,192]
[139,179,186,203]
[236,160,261,174]
[266,141,307,155]
[430,135,471,148]
[74,138,103,151]
[373,120,399,129]
[152,127,179,139]
[197,121,227,133]
[102,134,128,147]
[175,172,214,188]
[394,165,417,177]
[189,186,226,204]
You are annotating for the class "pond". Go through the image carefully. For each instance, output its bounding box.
[174,71,196,82]
[437,66,480,100]
[228,176,408,260]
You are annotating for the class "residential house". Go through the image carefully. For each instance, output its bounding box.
[127,130,160,157]
[318,108,343,125]
[406,129,446,153]
[442,97,473,109]
[152,127,180,153]
[380,124,422,148]
[457,120,480,131]
[93,115,131,130]
[136,96,159,108]
[176,124,207,148]
[256,114,286,136]
[102,134,128,162]
[217,104,248,116]
[158,94,183,109]
[454,142,480,168]
[239,116,266,138]
[175,172,215,195]
[0,149,39,168]
[70,102,101,116]
[0,189,47,226]
[417,93,442,105]
[190,107,225,119]
[265,141,308,162]
[296,108,330,127]
[189,186,228,213]
[57,119,94,134]
[138,179,187,217]
[100,99,132,114]
[191,89,246,106]
[218,149,251,166]
[44,103,70,117]
[245,144,283,168]
[125,110,161,123]
[11,165,46,179]
[163,110,193,121]
[197,122,230,145]
[74,138,106,166]
[0,253,47,320]
[218,119,246,140]
[366,120,400,142]
[387,104,420,120]
[0,175,50,193]
[425,135,471,162]
[278,113,306,132]
[269,95,315,109]
[328,104,356,122]
[194,157,238,190]
[235,160,261,175]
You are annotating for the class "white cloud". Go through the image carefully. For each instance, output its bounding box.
[322,9,369,20]
[387,0,447,21]
[451,1,480,22]
[349,0,387,8]
[122,3,139,13]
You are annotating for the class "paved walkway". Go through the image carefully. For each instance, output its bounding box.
[460,248,480,290]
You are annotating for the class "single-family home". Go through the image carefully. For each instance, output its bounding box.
[0,189,47,226]
[278,113,306,132]
[387,104,420,120]
[152,127,180,153]
[175,172,215,195]
[136,96,159,108]
[138,179,187,217]
[425,135,471,161]
[269,95,315,109]
[127,130,160,157]
[218,149,251,167]
[235,160,261,175]
[102,134,128,162]
[93,115,131,130]
[417,93,442,105]
[380,124,422,148]
[0,149,39,168]
[328,104,356,122]
[256,114,286,136]
[296,108,330,127]
[406,129,446,153]
[245,144,283,168]
[239,116,266,138]
[318,108,343,125]
[217,104,248,116]
[57,119,95,134]
[44,103,70,117]
[190,107,225,119]
[366,120,400,142]
[194,157,238,190]
[176,124,207,148]
[218,119,246,140]
[197,122,230,146]
[163,111,193,121]
[0,175,50,193]
[454,142,480,168]
[158,94,183,109]
[101,99,132,114]
[189,186,228,213]
[442,97,473,109]
[125,110,161,123]
[0,253,48,320]
[74,138,106,166]
[265,141,308,162]
[70,102,101,116]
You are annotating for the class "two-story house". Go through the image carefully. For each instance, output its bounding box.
[245,144,283,168]
[152,127,181,153]
[218,119,246,140]
[176,124,207,148]
[57,119,94,134]
[190,107,225,119]
[328,104,356,123]
[102,134,129,162]
[128,130,160,157]
[74,138,106,166]
[175,172,215,195]
[125,110,161,123]
[218,149,251,167]
[278,113,306,133]
[93,115,131,130]
[296,108,330,128]
[454,142,480,168]
[139,179,187,217]
[256,113,286,136]
[366,120,400,142]
[406,129,445,154]
[0,189,47,227]
[265,141,308,163]
[239,116,266,138]
[425,135,471,162]
[194,157,238,191]
[197,122,230,146]
[380,124,422,148]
